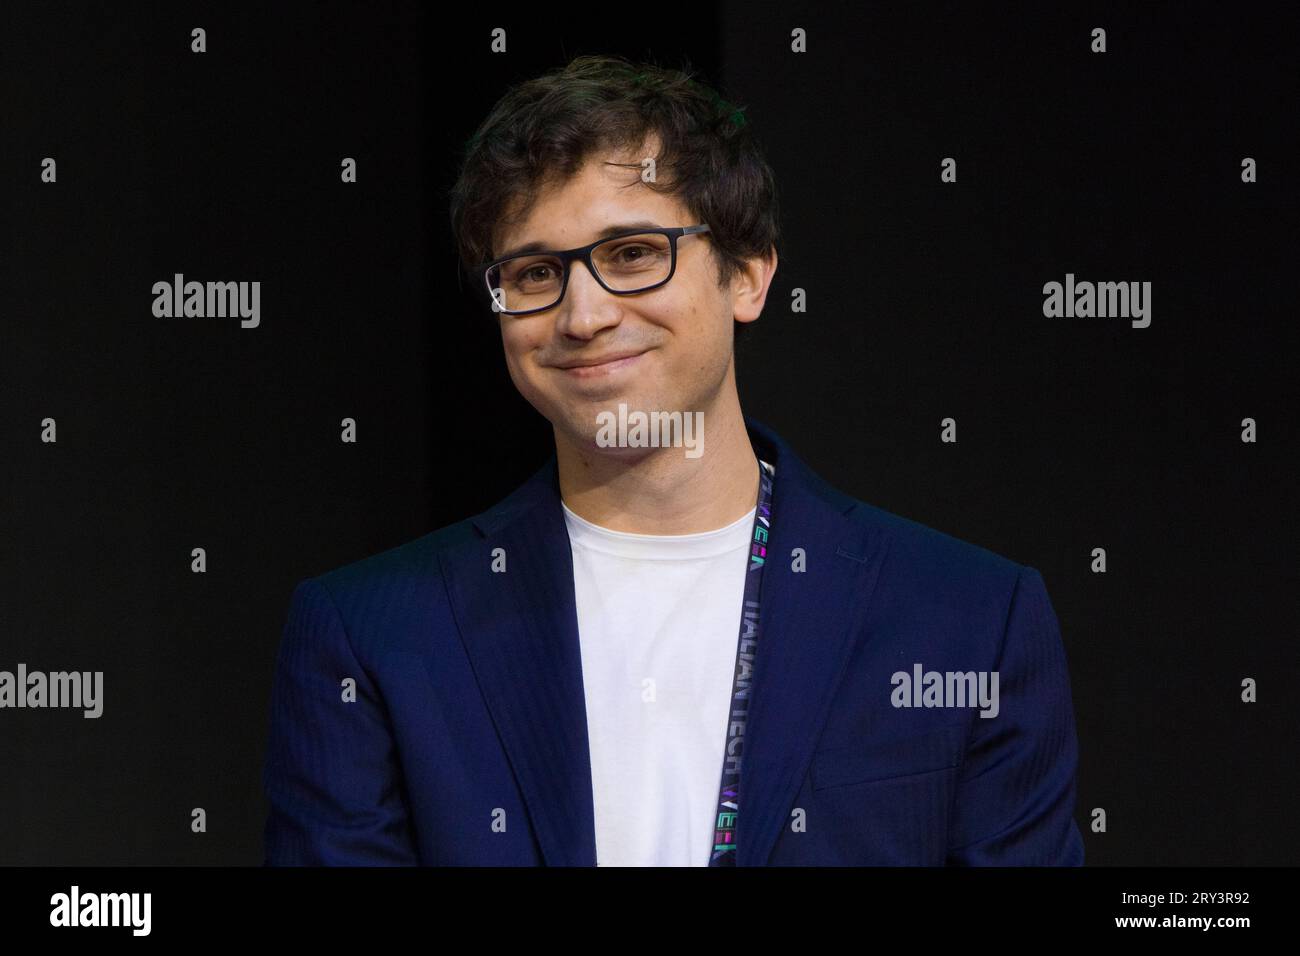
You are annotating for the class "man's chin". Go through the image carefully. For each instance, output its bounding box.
[565,425,651,458]
[553,410,668,461]
[555,397,649,435]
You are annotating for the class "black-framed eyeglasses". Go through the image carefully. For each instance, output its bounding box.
[478,224,712,316]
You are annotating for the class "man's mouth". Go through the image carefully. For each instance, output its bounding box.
[554,350,648,377]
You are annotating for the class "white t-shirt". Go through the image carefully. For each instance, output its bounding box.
[561,460,772,867]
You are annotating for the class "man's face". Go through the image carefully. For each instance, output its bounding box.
[490,147,754,458]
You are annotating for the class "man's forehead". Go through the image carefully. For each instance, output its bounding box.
[493,165,688,257]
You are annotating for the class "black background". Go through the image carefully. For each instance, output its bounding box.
[2,0,1296,865]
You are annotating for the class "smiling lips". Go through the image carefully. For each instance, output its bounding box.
[554,350,648,377]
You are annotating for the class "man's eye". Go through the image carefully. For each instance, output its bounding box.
[521,265,556,282]
[617,245,652,261]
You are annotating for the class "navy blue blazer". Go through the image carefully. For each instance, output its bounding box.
[262,416,1085,866]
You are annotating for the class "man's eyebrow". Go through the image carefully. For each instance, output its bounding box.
[496,220,665,260]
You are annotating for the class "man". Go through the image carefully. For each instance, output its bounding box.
[262,54,1085,866]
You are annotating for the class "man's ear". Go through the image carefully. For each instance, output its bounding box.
[732,245,778,325]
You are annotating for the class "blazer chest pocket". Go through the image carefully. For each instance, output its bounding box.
[811,723,967,791]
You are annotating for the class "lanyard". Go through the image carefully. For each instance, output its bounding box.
[708,457,775,866]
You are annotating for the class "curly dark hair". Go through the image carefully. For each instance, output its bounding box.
[449,54,779,337]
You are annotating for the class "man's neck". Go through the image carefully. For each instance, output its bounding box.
[555,392,759,536]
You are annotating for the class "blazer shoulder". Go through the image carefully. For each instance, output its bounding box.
[832,495,1042,663]
[313,518,477,593]
[786,451,1028,597]
[839,492,1027,596]
[282,516,481,658]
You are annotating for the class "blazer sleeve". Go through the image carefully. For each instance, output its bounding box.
[945,566,1085,865]
[262,577,420,865]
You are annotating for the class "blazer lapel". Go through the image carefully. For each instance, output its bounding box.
[438,416,893,867]
[736,417,894,865]
[438,457,597,866]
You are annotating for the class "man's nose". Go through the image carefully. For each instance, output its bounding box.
[555,258,621,335]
